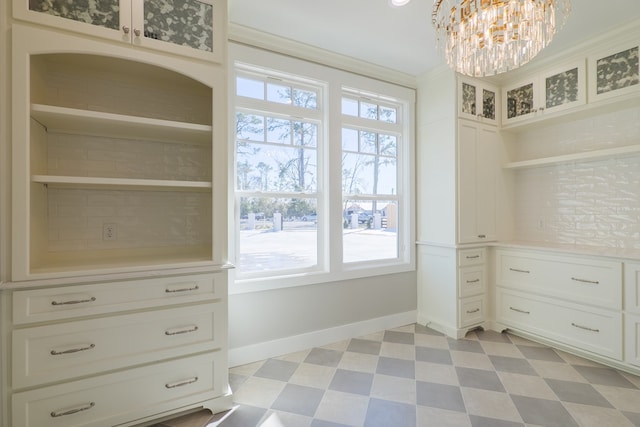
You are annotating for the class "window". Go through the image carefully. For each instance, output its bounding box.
[231,44,414,291]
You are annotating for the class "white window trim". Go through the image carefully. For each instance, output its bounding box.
[229,42,416,295]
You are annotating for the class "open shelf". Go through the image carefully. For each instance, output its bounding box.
[32,175,212,191]
[31,104,213,145]
[504,144,640,169]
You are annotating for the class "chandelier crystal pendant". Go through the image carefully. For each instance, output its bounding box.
[432,0,572,77]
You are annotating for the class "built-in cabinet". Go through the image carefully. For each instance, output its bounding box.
[1,8,230,426]
[625,263,640,368]
[457,76,500,126]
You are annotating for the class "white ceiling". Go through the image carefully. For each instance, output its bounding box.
[228,0,640,77]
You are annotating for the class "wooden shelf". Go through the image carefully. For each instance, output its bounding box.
[32,175,212,191]
[504,144,640,169]
[31,104,212,145]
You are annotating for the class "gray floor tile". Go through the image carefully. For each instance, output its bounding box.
[229,372,248,393]
[545,378,613,407]
[364,398,417,427]
[517,345,565,363]
[304,348,344,368]
[416,346,453,365]
[254,359,300,382]
[623,411,640,426]
[489,355,537,376]
[347,338,382,355]
[376,356,415,379]
[469,415,524,427]
[329,369,374,395]
[456,367,505,392]
[270,383,325,417]
[448,338,485,354]
[310,420,352,427]
[473,329,513,343]
[384,330,415,345]
[574,365,638,389]
[415,324,444,336]
[212,405,267,427]
[511,395,579,427]
[416,380,466,412]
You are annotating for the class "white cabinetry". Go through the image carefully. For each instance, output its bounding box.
[625,263,640,367]
[495,248,625,363]
[457,121,498,244]
[13,0,225,62]
[457,76,500,126]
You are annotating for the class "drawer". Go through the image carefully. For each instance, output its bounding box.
[13,303,225,389]
[458,248,485,267]
[13,272,225,325]
[458,266,485,298]
[495,250,622,310]
[625,313,640,367]
[625,263,640,313]
[12,351,225,427]
[497,288,623,360]
[458,295,485,328]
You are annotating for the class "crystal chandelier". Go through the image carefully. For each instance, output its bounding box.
[431,0,571,77]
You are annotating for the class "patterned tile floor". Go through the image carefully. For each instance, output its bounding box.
[153,324,640,427]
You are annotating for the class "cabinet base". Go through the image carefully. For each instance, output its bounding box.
[417,314,487,339]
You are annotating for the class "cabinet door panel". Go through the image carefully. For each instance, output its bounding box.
[457,122,478,243]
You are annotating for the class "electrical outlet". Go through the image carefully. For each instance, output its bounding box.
[103,223,117,241]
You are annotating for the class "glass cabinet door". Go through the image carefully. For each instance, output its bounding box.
[27,0,121,30]
[458,77,499,126]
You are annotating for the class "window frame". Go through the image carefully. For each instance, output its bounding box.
[229,43,415,294]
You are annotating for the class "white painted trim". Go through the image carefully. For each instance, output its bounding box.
[228,23,417,90]
[229,310,417,367]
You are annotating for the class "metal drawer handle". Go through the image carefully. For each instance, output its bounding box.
[509,306,530,314]
[165,285,200,293]
[466,255,480,259]
[477,234,486,238]
[165,325,199,336]
[571,277,599,285]
[466,279,480,284]
[51,343,95,356]
[571,322,600,333]
[51,297,96,306]
[509,268,530,274]
[165,377,198,389]
[51,402,95,418]
[466,308,480,314]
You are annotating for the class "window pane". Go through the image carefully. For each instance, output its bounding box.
[342,128,358,152]
[294,88,318,109]
[359,101,378,120]
[267,117,291,144]
[343,152,374,194]
[379,106,397,123]
[267,83,292,104]
[293,122,317,147]
[343,199,398,263]
[239,197,318,273]
[236,113,264,141]
[360,131,377,154]
[379,134,397,156]
[237,77,264,100]
[342,97,358,116]
[237,143,317,192]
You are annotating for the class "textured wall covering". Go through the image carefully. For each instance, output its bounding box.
[511,105,640,249]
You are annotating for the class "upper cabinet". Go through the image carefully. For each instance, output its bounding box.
[458,76,500,126]
[502,59,586,126]
[13,0,226,63]
[588,39,640,104]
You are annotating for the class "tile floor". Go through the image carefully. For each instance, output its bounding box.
[151,324,640,427]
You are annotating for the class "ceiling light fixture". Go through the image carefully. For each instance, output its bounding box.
[432,0,571,77]
[389,0,411,7]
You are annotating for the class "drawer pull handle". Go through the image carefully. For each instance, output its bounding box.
[466,279,480,284]
[571,322,600,333]
[571,277,599,285]
[466,255,480,259]
[51,297,96,306]
[165,377,198,389]
[165,325,199,336]
[466,308,480,314]
[50,402,95,418]
[509,268,530,274]
[50,343,95,356]
[509,306,530,314]
[478,234,486,238]
[165,285,200,293]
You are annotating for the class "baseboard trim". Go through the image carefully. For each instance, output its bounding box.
[229,311,417,367]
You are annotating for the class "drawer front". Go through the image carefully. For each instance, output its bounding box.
[458,296,485,328]
[13,272,225,325]
[13,303,225,389]
[497,288,623,360]
[625,263,640,314]
[496,250,622,310]
[12,352,225,427]
[458,248,485,267]
[458,266,485,298]
[625,313,640,367]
